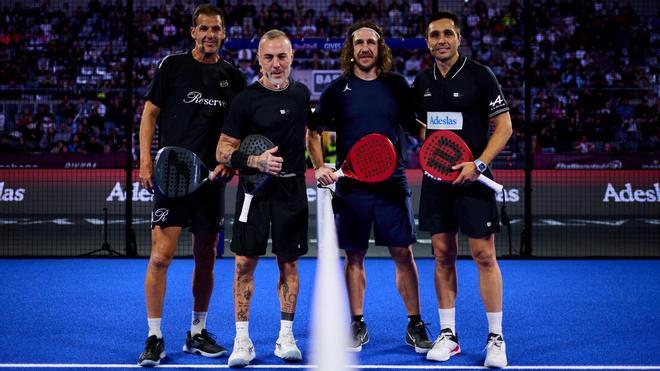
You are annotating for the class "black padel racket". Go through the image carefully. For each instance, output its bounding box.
[153,146,212,198]
[237,134,276,223]
[419,130,503,192]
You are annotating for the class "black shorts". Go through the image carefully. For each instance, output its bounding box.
[418,176,500,238]
[333,190,416,251]
[151,181,226,235]
[230,176,309,259]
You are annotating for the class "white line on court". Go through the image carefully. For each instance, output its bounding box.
[0,364,659,370]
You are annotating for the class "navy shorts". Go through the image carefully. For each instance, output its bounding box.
[418,176,500,238]
[231,176,309,259]
[333,191,416,251]
[151,181,226,235]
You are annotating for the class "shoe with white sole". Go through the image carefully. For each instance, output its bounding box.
[274,332,302,361]
[484,333,507,368]
[427,328,461,362]
[228,337,255,368]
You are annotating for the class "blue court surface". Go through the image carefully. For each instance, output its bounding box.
[0,258,659,370]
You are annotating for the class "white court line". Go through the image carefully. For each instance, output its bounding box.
[0,364,660,370]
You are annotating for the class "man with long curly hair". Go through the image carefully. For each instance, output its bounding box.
[307,21,432,355]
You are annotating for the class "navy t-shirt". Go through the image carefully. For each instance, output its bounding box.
[145,51,246,168]
[222,79,311,176]
[312,72,415,196]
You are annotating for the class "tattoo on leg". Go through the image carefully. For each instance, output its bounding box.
[236,308,248,321]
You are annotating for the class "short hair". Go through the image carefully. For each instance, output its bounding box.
[425,11,461,38]
[192,4,224,27]
[260,29,290,43]
[258,29,292,53]
[340,21,392,75]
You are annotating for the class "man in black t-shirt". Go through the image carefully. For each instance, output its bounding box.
[137,4,246,367]
[215,30,309,368]
[307,21,432,355]
[411,12,512,368]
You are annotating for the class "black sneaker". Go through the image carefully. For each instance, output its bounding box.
[183,329,228,357]
[138,335,166,367]
[347,320,369,352]
[406,321,433,354]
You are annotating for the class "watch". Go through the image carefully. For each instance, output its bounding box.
[474,159,487,174]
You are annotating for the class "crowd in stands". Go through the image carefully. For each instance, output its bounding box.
[0,0,657,159]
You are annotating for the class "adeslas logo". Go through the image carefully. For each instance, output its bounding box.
[429,115,457,127]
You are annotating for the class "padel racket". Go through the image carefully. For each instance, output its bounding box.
[334,133,397,182]
[153,146,212,198]
[237,134,276,223]
[419,130,503,192]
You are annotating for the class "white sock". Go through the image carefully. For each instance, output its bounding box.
[486,312,503,335]
[191,311,207,336]
[279,319,293,337]
[148,317,162,339]
[439,308,456,334]
[236,321,249,339]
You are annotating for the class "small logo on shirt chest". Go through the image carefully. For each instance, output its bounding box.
[219,80,229,88]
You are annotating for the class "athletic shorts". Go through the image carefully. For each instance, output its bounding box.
[333,190,416,251]
[418,176,500,238]
[151,181,226,235]
[230,176,309,259]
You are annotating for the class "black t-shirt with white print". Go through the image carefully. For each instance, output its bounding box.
[411,55,509,158]
[145,51,246,168]
[222,78,311,176]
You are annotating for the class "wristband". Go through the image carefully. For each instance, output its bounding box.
[229,150,250,171]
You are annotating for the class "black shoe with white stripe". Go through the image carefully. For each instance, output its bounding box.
[406,320,433,353]
[138,335,165,367]
[183,330,227,357]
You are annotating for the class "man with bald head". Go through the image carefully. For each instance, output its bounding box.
[307,21,432,355]
[215,29,311,367]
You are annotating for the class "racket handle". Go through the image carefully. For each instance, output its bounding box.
[334,168,345,178]
[238,193,254,223]
[477,174,503,193]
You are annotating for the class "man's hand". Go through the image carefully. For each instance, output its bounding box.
[139,160,154,192]
[209,163,235,183]
[451,161,479,186]
[315,166,338,186]
[254,146,283,175]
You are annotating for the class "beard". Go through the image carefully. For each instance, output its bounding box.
[355,53,377,72]
[264,68,290,88]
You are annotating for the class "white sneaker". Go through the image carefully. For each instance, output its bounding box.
[228,337,256,368]
[274,332,302,361]
[426,328,461,362]
[484,333,507,368]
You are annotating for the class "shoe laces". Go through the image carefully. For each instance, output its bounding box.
[409,321,432,340]
[145,336,161,352]
[234,337,253,352]
[434,329,455,345]
[197,330,217,344]
[484,334,503,352]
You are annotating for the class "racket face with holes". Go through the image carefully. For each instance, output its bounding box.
[238,134,275,185]
[340,133,397,183]
[153,146,209,198]
[419,130,473,182]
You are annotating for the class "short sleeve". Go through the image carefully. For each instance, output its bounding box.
[481,66,509,118]
[222,92,251,139]
[144,57,170,108]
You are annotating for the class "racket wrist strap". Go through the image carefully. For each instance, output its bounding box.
[229,150,250,171]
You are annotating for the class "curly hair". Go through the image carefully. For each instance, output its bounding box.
[340,21,392,75]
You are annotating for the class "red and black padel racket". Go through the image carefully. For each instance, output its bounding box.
[419,130,503,192]
[335,133,397,183]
